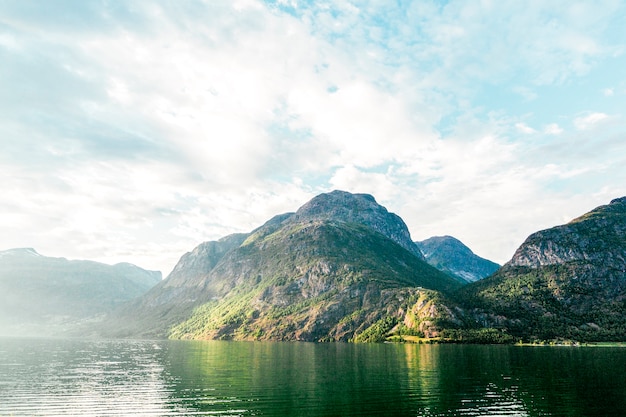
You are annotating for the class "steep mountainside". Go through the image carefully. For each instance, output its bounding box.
[416,236,500,283]
[105,191,463,340]
[291,190,424,259]
[459,197,626,341]
[0,249,161,336]
[104,232,250,337]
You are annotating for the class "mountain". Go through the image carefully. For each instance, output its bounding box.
[0,248,161,336]
[104,232,250,337]
[292,191,425,259]
[459,197,626,342]
[105,191,463,341]
[416,236,500,283]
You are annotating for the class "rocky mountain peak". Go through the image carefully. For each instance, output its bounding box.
[462,196,626,341]
[508,197,626,268]
[293,191,381,220]
[291,190,423,259]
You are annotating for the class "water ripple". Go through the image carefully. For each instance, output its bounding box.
[0,338,245,417]
[1,339,625,416]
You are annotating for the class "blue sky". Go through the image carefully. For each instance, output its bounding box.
[1,0,625,275]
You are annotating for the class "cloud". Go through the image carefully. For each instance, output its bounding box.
[544,123,564,135]
[573,112,610,130]
[516,123,537,134]
[1,0,626,273]
[328,165,400,203]
[512,86,539,102]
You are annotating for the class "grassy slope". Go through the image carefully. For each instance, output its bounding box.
[457,199,626,342]
[169,220,462,342]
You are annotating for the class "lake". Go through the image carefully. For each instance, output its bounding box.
[0,338,624,416]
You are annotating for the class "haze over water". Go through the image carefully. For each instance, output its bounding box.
[1,338,625,416]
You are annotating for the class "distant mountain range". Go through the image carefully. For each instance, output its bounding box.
[3,191,625,343]
[0,248,161,336]
[415,236,500,283]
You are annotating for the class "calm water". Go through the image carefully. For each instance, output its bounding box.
[0,338,625,416]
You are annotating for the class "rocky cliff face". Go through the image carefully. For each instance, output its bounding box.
[0,249,161,336]
[460,197,626,341]
[509,197,626,268]
[163,233,249,289]
[290,190,424,259]
[106,191,460,340]
[416,236,500,283]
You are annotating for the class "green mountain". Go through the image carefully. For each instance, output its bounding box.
[459,197,626,342]
[105,191,463,341]
[416,236,500,283]
[0,248,161,336]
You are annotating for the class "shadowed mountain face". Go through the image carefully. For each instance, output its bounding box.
[416,236,500,283]
[0,249,161,336]
[105,191,462,341]
[459,197,626,342]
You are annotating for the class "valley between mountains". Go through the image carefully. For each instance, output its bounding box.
[2,191,625,343]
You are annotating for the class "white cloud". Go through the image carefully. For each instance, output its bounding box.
[544,123,564,135]
[328,165,399,202]
[1,0,626,274]
[573,112,610,130]
[516,122,537,134]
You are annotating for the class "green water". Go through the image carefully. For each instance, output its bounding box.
[0,338,624,416]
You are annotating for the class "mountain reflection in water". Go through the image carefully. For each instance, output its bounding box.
[0,338,624,416]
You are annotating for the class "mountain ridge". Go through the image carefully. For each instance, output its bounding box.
[103,190,462,341]
[287,190,424,259]
[459,196,626,342]
[6,192,625,343]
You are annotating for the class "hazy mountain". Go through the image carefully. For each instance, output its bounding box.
[104,191,462,341]
[459,197,626,342]
[416,236,500,283]
[0,248,161,336]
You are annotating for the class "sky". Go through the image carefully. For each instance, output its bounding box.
[1,0,625,275]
